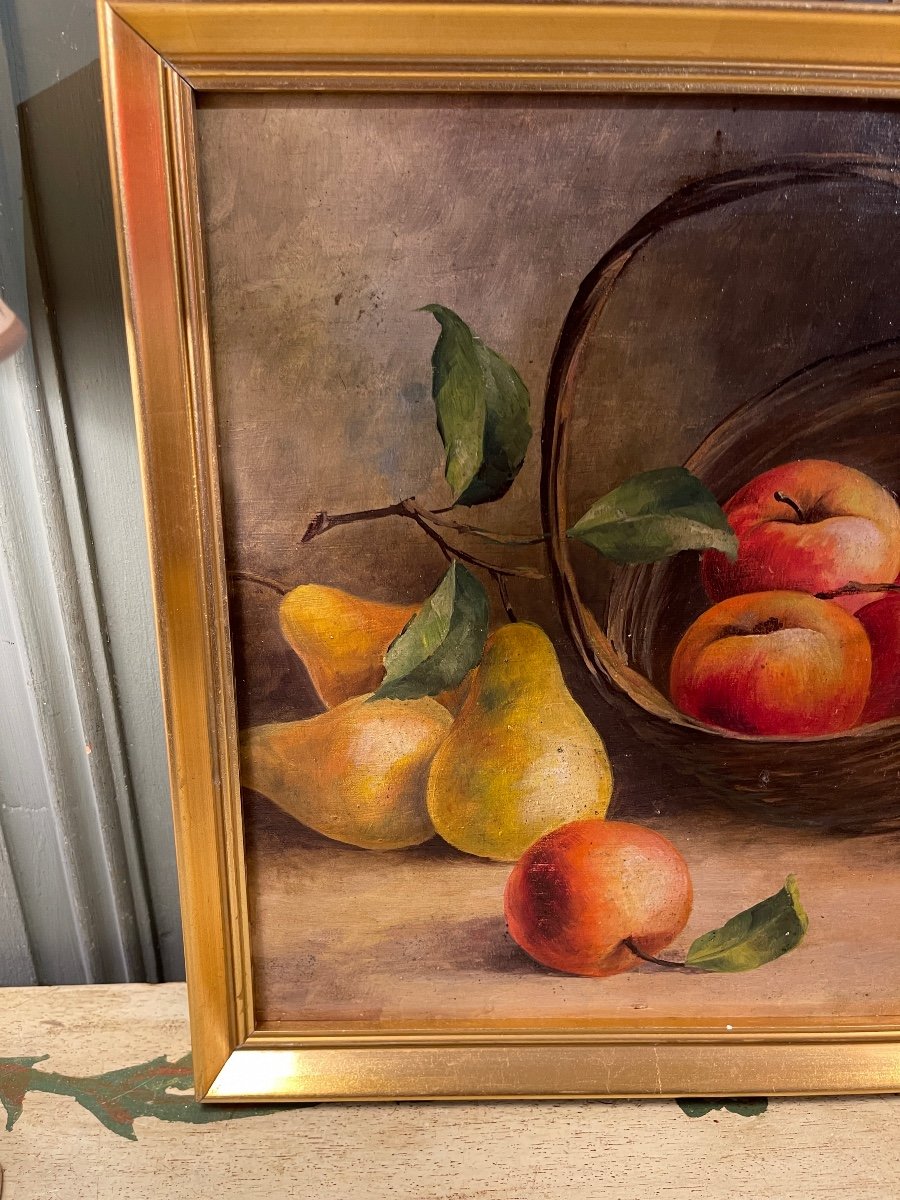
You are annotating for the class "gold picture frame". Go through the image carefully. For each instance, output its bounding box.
[99,0,900,1101]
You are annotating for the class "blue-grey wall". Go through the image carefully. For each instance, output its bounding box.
[0,0,182,983]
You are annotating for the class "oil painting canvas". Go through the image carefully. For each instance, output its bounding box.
[196,94,900,1031]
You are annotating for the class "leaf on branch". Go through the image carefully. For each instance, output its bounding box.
[371,562,489,701]
[685,875,808,973]
[422,304,532,507]
[567,466,737,564]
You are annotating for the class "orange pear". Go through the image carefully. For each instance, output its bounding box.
[279,583,469,711]
[240,694,452,850]
[279,584,418,708]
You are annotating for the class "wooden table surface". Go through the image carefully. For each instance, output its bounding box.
[0,983,898,1198]
[246,789,900,1027]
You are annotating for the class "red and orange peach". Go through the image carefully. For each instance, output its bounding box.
[504,819,693,977]
[670,590,871,737]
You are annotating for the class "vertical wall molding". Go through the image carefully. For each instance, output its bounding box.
[0,548,37,985]
[0,10,161,982]
[10,0,184,981]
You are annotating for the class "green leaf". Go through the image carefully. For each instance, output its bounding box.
[685,875,808,973]
[371,562,489,701]
[676,1097,768,1118]
[0,1056,47,1131]
[567,466,737,564]
[422,304,531,507]
[0,1051,303,1141]
[676,1098,720,1118]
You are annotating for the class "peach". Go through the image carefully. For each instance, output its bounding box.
[702,460,900,614]
[856,592,900,724]
[670,590,871,736]
[504,820,693,978]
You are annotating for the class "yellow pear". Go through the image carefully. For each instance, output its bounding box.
[279,583,469,712]
[279,584,418,708]
[426,622,613,861]
[241,694,452,850]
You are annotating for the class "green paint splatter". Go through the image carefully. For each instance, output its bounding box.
[677,1097,768,1118]
[0,1053,313,1140]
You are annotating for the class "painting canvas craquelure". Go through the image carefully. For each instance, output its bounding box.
[197,94,900,1029]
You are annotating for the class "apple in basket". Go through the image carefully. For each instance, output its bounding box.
[856,590,900,723]
[670,590,871,737]
[701,459,900,614]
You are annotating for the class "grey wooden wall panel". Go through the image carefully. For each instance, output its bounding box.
[0,2,182,983]
[19,62,183,979]
[0,0,95,100]
[0,10,89,985]
[0,552,41,986]
[0,335,130,984]
[0,536,78,984]
[23,219,163,983]
[0,241,146,982]
[0,829,36,986]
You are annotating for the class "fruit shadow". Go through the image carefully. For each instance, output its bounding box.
[371,912,553,977]
[244,790,483,862]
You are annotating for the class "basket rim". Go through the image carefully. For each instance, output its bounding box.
[540,156,900,751]
[568,339,900,746]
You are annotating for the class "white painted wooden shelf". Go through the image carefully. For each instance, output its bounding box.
[0,983,898,1199]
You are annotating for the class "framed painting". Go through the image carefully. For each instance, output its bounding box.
[99,0,900,1101]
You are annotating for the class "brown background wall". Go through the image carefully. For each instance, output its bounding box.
[198,93,900,744]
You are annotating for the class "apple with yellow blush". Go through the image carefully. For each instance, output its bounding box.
[702,460,900,614]
[670,590,871,737]
[503,820,693,978]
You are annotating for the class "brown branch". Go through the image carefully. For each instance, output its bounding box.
[230,570,290,597]
[301,502,408,543]
[815,581,900,601]
[302,499,544,580]
[492,572,517,622]
[409,502,547,547]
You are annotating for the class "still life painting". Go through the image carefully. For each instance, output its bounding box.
[197,94,900,1031]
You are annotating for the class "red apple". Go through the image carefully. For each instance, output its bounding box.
[670,590,871,736]
[702,460,900,613]
[504,820,693,978]
[856,591,900,723]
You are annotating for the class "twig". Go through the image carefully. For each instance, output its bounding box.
[230,570,290,596]
[492,572,517,622]
[302,499,544,580]
[301,502,408,543]
[409,502,546,547]
[815,581,900,601]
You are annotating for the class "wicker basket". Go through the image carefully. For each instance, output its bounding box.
[541,156,900,834]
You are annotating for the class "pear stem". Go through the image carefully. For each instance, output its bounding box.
[492,572,517,622]
[815,581,900,601]
[230,570,290,596]
[623,938,699,971]
[301,500,544,580]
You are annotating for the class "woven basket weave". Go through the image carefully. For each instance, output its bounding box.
[541,156,900,834]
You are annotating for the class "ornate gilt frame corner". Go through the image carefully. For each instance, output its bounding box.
[98,0,900,1101]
